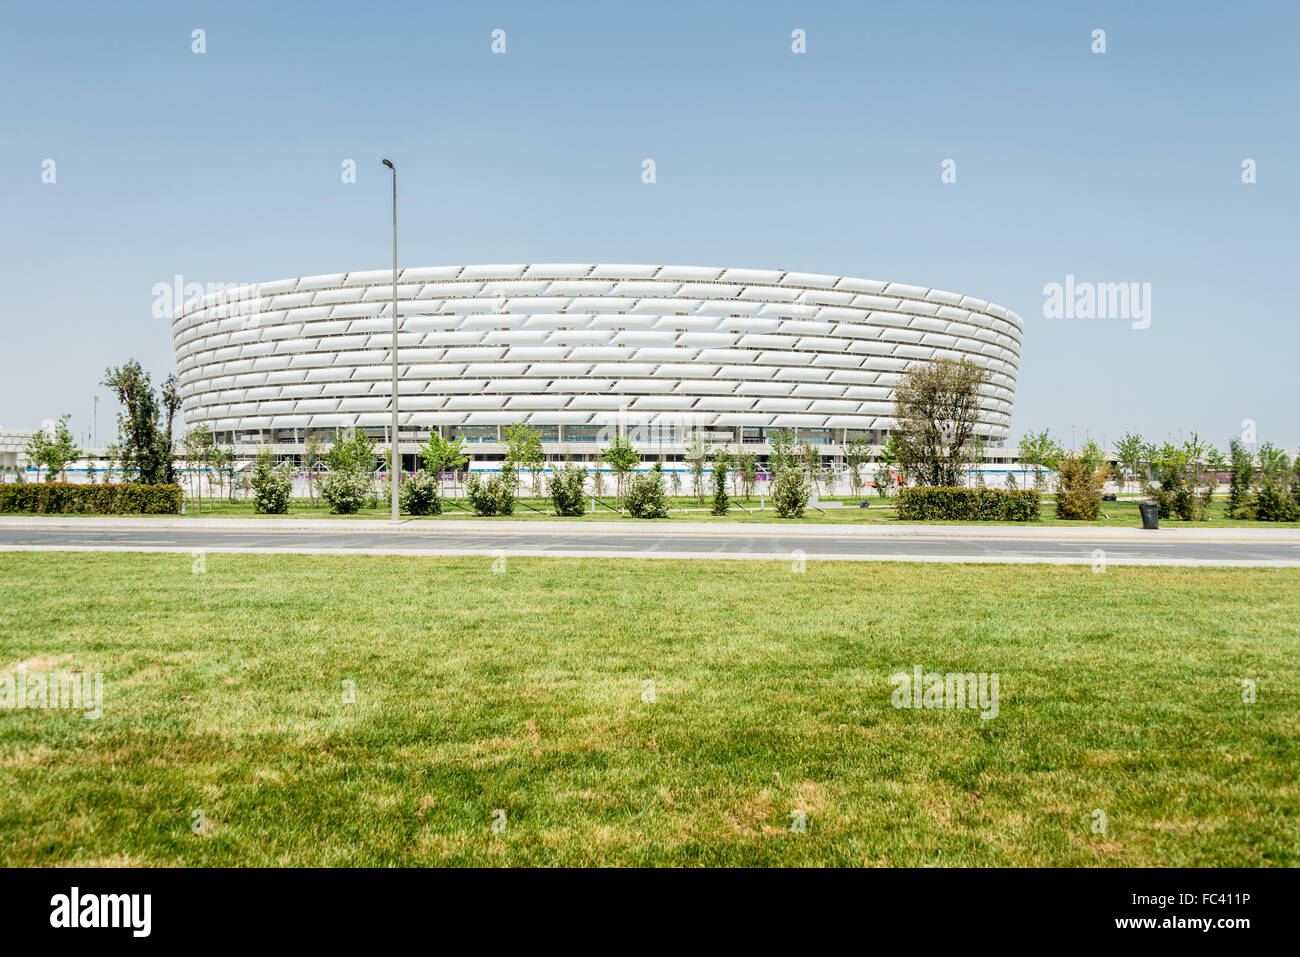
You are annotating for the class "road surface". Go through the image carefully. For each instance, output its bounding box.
[2,518,1298,566]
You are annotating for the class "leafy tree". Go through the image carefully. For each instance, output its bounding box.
[419,432,468,495]
[736,451,758,499]
[772,466,810,518]
[1018,429,1063,490]
[399,470,442,516]
[1078,439,1105,474]
[1253,442,1299,521]
[102,360,180,484]
[600,434,639,503]
[892,357,990,487]
[710,447,732,515]
[874,436,899,499]
[626,461,670,519]
[799,442,825,494]
[181,424,215,512]
[547,462,587,516]
[303,434,323,507]
[1144,443,1199,520]
[503,422,545,496]
[208,443,235,503]
[465,471,516,516]
[1113,432,1146,493]
[325,428,377,474]
[843,435,871,498]
[26,415,82,482]
[249,447,291,514]
[1226,438,1255,518]
[766,429,798,479]
[1055,453,1105,520]
[684,429,709,506]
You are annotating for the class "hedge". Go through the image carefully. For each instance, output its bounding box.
[0,482,184,515]
[896,487,1040,522]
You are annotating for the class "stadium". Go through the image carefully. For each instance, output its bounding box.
[172,264,1022,472]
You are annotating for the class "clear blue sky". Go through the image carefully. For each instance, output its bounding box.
[2,0,1296,449]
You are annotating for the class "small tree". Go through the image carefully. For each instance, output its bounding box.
[303,434,323,507]
[766,429,798,480]
[684,429,708,506]
[326,428,377,474]
[874,436,899,499]
[626,461,670,519]
[710,447,732,515]
[503,422,545,497]
[772,466,810,518]
[1227,438,1255,518]
[844,435,871,499]
[101,360,179,484]
[465,471,516,516]
[1055,453,1105,520]
[420,432,468,496]
[181,424,215,513]
[1018,429,1062,491]
[1144,443,1193,520]
[892,357,990,487]
[24,429,51,483]
[399,470,442,516]
[1254,442,1298,522]
[1113,432,1146,493]
[249,447,291,514]
[600,434,639,504]
[736,451,758,500]
[1078,439,1105,474]
[799,442,825,495]
[26,415,81,482]
[547,462,587,517]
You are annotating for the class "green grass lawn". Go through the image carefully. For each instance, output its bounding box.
[1,553,1296,866]
[155,496,1272,527]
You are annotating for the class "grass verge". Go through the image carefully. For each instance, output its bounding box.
[0,553,1296,866]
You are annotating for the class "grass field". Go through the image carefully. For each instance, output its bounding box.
[1,553,1296,866]
[155,496,1272,527]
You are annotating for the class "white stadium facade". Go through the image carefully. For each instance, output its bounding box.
[172,264,1022,473]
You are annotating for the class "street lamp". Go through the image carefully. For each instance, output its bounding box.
[382,158,399,522]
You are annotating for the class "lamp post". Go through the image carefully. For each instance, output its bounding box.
[382,158,399,522]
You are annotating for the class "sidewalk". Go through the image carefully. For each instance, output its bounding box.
[2,515,1298,543]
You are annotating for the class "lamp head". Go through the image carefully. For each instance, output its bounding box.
[382,159,394,170]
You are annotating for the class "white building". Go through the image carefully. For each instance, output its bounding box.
[172,265,1022,474]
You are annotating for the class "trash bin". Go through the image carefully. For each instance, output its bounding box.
[1138,502,1159,529]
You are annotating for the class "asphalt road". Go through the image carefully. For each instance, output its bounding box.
[2,524,1298,566]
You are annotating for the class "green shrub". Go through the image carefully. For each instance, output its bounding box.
[249,450,291,515]
[895,487,1040,521]
[1254,482,1299,522]
[1144,460,1201,520]
[547,464,587,517]
[465,472,516,516]
[626,466,670,519]
[319,469,372,514]
[0,482,182,514]
[398,470,442,516]
[772,467,810,518]
[1055,453,1103,520]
